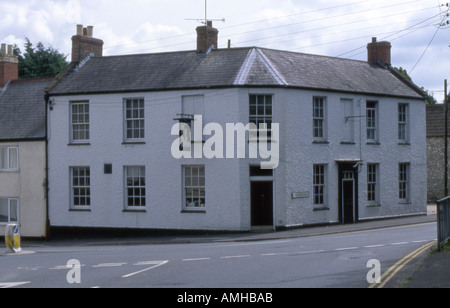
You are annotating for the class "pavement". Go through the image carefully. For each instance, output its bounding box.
[3,206,449,288]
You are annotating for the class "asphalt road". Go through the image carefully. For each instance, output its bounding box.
[0,222,436,289]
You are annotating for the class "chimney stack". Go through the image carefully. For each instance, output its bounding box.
[367,37,392,66]
[196,21,219,53]
[0,43,18,88]
[71,24,104,63]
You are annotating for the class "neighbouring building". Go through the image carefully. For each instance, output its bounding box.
[426,104,449,202]
[0,43,49,237]
[45,24,427,232]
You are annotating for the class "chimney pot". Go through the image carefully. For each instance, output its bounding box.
[76,24,83,36]
[87,26,94,37]
[1,44,6,55]
[7,45,13,56]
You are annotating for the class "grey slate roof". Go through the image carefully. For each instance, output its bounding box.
[48,47,424,100]
[0,78,50,140]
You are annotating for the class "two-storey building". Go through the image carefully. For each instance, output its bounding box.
[46,24,426,232]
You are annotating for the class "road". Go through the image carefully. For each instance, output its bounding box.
[0,222,436,289]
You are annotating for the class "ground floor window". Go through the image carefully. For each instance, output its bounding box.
[0,198,19,223]
[183,165,206,210]
[125,166,146,209]
[367,164,379,203]
[313,164,326,205]
[71,167,91,208]
[399,163,410,202]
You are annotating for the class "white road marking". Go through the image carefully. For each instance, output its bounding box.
[364,244,385,248]
[220,255,251,259]
[335,247,359,251]
[122,260,168,278]
[0,282,31,288]
[183,258,211,262]
[391,242,410,246]
[93,263,127,268]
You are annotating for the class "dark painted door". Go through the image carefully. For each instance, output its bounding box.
[251,182,273,226]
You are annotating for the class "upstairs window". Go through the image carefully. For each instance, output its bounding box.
[70,101,90,143]
[366,101,378,142]
[398,104,409,142]
[313,97,327,140]
[124,98,145,141]
[249,95,273,138]
[0,147,18,170]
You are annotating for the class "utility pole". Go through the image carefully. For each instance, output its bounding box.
[445,79,448,196]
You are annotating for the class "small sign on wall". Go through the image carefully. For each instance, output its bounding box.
[292,191,310,199]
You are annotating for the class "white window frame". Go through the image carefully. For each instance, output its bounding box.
[0,198,19,224]
[0,147,18,171]
[70,101,90,143]
[70,167,91,209]
[398,103,409,143]
[249,94,273,139]
[124,98,145,142]
[366,101,378,142]
[313,164,326,206]
[183,165,206,211]
[399,163,410,202]
[367,164,379,204]
[313,97,327,140]
[124,166,146,210]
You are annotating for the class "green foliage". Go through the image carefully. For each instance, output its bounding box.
[13,38,68,79]
[396,66,437,105]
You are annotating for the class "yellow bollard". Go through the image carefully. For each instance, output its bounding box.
[5,224,21,253]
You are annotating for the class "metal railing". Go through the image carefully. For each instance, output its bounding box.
[437,196,450,251]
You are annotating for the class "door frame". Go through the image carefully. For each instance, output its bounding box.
[250,178,274,229]
[338,163,359,224]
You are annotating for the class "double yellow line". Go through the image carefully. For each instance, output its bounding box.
[369,241,436,288]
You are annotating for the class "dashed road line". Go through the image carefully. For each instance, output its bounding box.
[183,258,211,262]
[220,255,251,259]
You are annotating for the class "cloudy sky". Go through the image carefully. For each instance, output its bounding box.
[1,0,449,101]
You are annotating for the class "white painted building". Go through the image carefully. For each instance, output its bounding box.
[46,25,426,232]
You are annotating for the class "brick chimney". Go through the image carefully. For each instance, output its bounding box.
[367,37,391,66]
[71,25,104,63]
[196,21,219,53]
[0,44,19,88]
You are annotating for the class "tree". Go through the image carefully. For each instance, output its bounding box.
[13,38,68,79]
[395,67,437,105]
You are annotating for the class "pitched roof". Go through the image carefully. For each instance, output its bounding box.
[427,104,450,137]
[48,47,424,100]
[0,78,50,141]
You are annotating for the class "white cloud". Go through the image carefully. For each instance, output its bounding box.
[0,0,448,95]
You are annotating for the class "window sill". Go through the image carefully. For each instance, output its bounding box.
[313,206,330,212]
[399,201,412,205]
[366,142,380,145]
[181,209,206,214]
[312,140,329,144]
[69,208,91,212]
[366,203,381,208]
[122,141,146,145]
[68,143,91,146]
[123,209,147,213]
[0,169,19,173]
[340,141,356,145]
[398,142,411,146]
